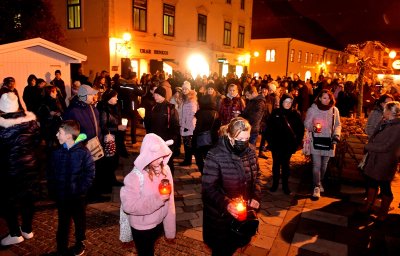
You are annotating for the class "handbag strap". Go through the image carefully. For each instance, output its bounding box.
[311,108,335,138]
[89,105,99,137]
[283,115,296,139]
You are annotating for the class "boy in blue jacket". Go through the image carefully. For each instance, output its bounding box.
[47,120,95,256]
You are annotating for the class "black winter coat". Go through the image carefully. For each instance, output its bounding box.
[148,101,180,146]
[202,136,261,249]
[193,109,221,148]
[265,108,304,154]
[241,95,266,134]
[48,142,95,199]
[0,111,40,191]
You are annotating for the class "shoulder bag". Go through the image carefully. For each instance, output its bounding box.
[196,111,217,148]
[86,105,104,161]
[119,168,144,242]
[312,109,335,151]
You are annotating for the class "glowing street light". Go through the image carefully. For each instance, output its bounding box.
[389,50,397,59]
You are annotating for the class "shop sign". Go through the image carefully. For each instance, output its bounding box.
[392,60,400,70]
[154,50,168,55]
[140,49,151,54]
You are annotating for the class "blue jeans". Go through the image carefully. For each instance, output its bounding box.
[311,154,330,187]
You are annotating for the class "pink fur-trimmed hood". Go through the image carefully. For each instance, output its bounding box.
[133,133,173,171]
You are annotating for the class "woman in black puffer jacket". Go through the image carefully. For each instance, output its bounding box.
[202,117,261,256]
[0,92,41,246]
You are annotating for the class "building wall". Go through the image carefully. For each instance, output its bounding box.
[250,38,342,81]
[0,47,73,109]
[53,0,110,77]
[53,0,253,79]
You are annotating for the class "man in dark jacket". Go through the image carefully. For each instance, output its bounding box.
[241,85,267,145]
[148,86,180,174]
[0,92,40,246]
[119,81,145,144]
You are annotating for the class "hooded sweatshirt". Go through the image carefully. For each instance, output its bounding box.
[120,133,176,238]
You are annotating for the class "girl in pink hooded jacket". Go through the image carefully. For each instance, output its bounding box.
[120,133,176,255]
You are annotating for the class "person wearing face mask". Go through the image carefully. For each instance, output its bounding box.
[265,94,304,195]
[219,84,246,125]
[202,117,261,255]
[304,89,341,199]
[120,133,176,256]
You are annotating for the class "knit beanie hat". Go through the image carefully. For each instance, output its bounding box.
[154,86,167,98]
[182,81,191,90]
[0,92,19,113]
[134,133,173,171]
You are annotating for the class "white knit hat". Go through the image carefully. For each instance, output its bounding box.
[182,81,191,90]
[0,92,19,113]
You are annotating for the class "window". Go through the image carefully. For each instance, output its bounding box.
[315,54,319,63]
[67,0,81,29]
[305,52,309,64]
[223,22,231,46]
[198,14,207,42]
[298,50,302,63]
[163,4,175,36]
[266,49,276,62]
[310,53,314,63]
[238,26,244,48]
[226,0,232,4]
[240,0,245,10]
[290,49,295,62]
[133,0,147,31]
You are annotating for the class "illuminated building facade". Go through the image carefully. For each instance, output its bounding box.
[52,0,253,79]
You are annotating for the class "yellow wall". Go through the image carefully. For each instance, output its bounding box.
[53,0,253,79]
[250,38,342,80]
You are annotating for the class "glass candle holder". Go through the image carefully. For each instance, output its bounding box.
[235,198,247,221]
[159,179,171,195]
[314,123,322,133]
[121,118,128,126]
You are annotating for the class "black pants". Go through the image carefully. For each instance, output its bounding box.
[271,151,292,188]
[194,145,212,174]
[182,136,193,164]
[131,223,163,256]
[56,196,87,252]
[3,188,34,236]
[365,176,393,197]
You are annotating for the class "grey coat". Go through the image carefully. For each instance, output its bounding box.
[364,118,400,181]
[304,104,342,157]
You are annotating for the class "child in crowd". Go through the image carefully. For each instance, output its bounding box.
[120,133,176,255]
[47,120,95,255]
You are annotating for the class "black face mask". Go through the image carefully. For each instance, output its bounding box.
[233,139,249,154]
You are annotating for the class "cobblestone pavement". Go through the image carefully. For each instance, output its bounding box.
[1,126,400,256]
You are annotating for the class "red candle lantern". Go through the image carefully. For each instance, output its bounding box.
[159,179,171,195]
[315,123,322,133]
[235,198,247,221]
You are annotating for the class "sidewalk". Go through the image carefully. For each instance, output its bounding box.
[1,127,400,255]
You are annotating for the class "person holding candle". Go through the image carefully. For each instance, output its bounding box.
[202,117,261,255]
[120,133,176,256]
[304,89,342,199]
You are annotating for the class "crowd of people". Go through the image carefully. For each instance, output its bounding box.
[1,69,399,255]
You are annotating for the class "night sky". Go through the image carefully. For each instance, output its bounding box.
[252,0,400,49]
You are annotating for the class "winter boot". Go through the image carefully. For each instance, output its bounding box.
[358,188,378,214]
[376,195,393,222]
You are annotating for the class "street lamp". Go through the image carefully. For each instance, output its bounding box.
[389,50,397,59]
[115,32,132,57]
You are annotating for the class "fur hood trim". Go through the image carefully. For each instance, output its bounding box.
[0,111,37,128]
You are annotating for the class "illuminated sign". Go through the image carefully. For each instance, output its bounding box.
[392,60,400,70]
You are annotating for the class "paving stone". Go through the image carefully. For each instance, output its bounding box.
[260,215,284,227]
[268,239,291,256]
[301,208,348,227]
[291,233,348,256]
[183,198,202,206]
[176,212,198,222]
[183,228,203,241]
[250,234,274,250]
[189,217,202,228]
[243,244,270,256]
[258,223,280,238]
